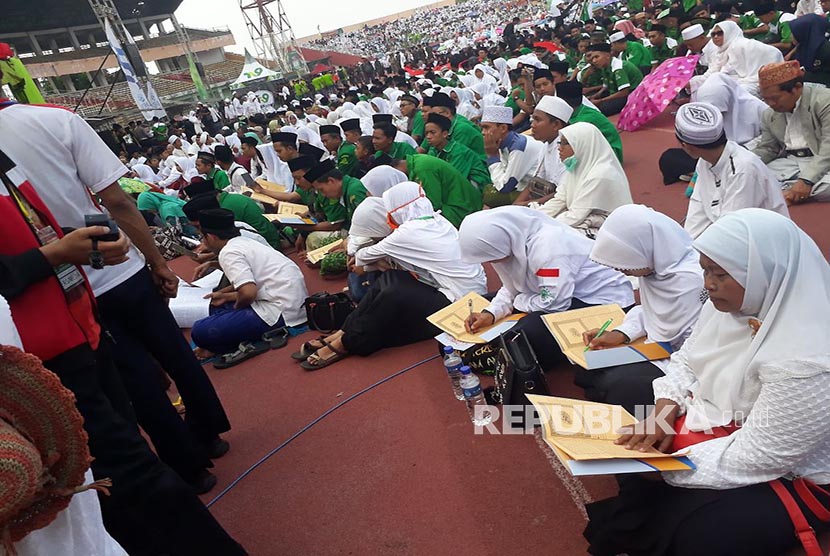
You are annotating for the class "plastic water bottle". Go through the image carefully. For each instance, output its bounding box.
[442,346,464,401]
[459,366,492,426]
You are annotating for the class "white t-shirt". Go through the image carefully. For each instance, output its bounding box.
[218,236,308,326]
[0,103,144,296]
[225,162,249,194]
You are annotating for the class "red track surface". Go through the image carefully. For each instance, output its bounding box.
[171,110,828,555]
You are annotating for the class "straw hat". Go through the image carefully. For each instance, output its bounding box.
[0,346,110,547]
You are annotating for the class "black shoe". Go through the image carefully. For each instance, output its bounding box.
[204,436,230,459]
[188,469,218,495]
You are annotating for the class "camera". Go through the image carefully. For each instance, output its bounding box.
[84,214,120,242]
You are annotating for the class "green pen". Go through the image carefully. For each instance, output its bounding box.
[585,318,614,352]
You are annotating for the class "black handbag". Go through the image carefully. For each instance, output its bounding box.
[303,292,355,333]
[491,329,550,407]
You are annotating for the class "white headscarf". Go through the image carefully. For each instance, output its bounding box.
[132,163,159,184]
[678,209,830,429]
[350,197,391,239]
[362,166,408,197]
[370,97,392,115]
[493,57,512,91]
[172,156,198,183]
[709,21,783,95]
[539,122,632,222]
[356,181,487,301]
[591,205,705,345]
[471,64,499,96]
[692,73,768,146]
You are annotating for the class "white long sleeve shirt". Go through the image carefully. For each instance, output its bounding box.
[488,132,545,194]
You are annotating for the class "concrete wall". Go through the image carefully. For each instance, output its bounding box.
[296,0,457,44]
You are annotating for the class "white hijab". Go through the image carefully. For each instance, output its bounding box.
[692,73,768,146]
[710,21,784,94]
[362,166,408,197]
[471,64,499,96]
[677,209,830,429]
[132,163,159,184]
[365,181,487,301]
[493,57,512,91]
[540,122,632,219]
[591,205,705,345]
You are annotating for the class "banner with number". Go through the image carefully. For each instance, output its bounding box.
[230,49,280,90]
[254,90,275,107]
[104,19,165,120]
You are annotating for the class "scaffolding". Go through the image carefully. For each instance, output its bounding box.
[239,0,306,76]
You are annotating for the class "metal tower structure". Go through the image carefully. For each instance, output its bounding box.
[239,0,307,76]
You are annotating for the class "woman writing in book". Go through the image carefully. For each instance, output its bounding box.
[459,206,634,372]
[585,209,830,556]
[574,205,707,413]
[293,181,488,370]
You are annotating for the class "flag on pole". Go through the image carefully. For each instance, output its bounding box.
[186,54,208,101]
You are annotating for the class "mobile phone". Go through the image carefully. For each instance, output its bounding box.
[84,214,120,242]
[241,173,257,188]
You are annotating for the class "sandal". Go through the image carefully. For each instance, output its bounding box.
[262,327,290,350]
[300,339,349,371]
[290,336,327,361]
[213,341,270,369]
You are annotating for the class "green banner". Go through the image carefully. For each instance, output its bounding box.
[0,57,45,104]
[187,54,208,101]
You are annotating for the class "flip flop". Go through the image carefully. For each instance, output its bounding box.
[300,339,349,371]
[262,327,290,350]
[290,336,327,361]
[213,341,270,369]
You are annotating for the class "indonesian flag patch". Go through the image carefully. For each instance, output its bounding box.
[536,268,560,278]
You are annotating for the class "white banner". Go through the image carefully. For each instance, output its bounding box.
[104,19,165,120]
[254,89,275,107]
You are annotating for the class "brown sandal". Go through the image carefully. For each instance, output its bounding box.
[300,340,348,371]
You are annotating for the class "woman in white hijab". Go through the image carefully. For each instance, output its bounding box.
[692,73,769,147]
[295,182,488,370]
[574,205,707,412]
[361,166,408,197]
[471,64,499,97]
[697,20,784,97]
[460,206,634,371]
[451,88,481,121]
[536,122,633,237]
[586,209,830,556]
[493,57,512,92]
[132,163,160,184]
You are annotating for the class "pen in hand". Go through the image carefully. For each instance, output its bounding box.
[584,318,614,352]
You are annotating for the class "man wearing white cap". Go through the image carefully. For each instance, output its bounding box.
[480,105,545,207]
[676,102,788,239]
[168,135,187,157]
[681,24,716,68]
[515,96,573,207]
[610,31,652,73]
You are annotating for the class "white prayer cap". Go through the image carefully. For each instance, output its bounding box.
[535,95,573,123]
[681,24,705,41]
[609,31,626,43]
[168,135,179,144]
[675,102,724,146]
[481,106,514,125]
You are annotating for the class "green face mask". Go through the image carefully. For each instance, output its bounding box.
[563,156,579,172]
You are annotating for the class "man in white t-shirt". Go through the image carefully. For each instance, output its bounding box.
[214,144,248,194]
[191,209,308,356]
[0,100,234,493]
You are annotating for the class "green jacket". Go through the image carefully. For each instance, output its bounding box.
[418,114,485,157]
[405,154,483,228]
[336,142,360,177]
[207,168,231,191]
[570,104,624,163]
[340,176,368,229]
[409,110,425,140]
[426,140,492,191]
[375,141,417,160]
[297,186,347,224]
[622,41,652,69]
[218,191,282,249]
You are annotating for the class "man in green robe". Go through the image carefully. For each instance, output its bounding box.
[319,125,360,177]
[556,80,624,163]
[610,32,652,74]
[647,24,677,66]
[396,154,482,228]
[304,159,368,230]
[421,92,485,156]
[194,151,232,191]
[372,122,416,160]
[287,156,347,251]
[399,94,425,144]
[184,179,282,249]
[424,113,491,192]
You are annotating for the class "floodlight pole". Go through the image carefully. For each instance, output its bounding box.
[238,0,306,77]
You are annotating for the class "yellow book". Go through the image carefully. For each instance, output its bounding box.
[427,292,524,344]
[306,239,344,264]
[542,305,672,370]
[277,201,309,216]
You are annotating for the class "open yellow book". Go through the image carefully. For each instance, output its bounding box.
[306,239,344,264]
[240,179,286,207]
[542,305,672,370]
[427,292,523,344]
[527,395,694,475]
[277,201,309,216]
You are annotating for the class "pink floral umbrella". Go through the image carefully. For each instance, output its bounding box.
[616,55,700,132]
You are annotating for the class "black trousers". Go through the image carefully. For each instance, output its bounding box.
[574,361,665,415]
[341,270,450,356]
[46,343,245,556]
[598,96,628,117]
[96,268,230,482]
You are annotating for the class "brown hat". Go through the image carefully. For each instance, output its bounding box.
[759,61,805,89]
[0,346,111,545]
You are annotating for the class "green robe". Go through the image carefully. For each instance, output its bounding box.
[375,141,417,160]
[410,110,425,140]
[297,186,348,224]
[426,140,492,191]
[218,191,282,249]
[405,154,483,228]
[505,86,526,116]
[649,42,676,66]
[570,104,624,163]
[137,192,185,222]
[622,41,652,70]
[340,176,368,229]
[207,168,231,191]
[336,142,360,177]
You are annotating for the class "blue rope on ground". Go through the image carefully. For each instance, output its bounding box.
[206,354,440,508]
